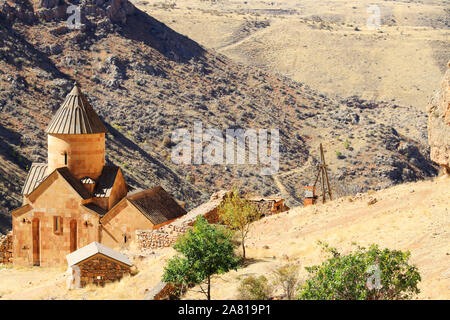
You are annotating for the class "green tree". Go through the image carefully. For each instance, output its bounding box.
[217,189,261,259]
[162,216,240,300]
[238,275,272,300]
[298,242,421,300]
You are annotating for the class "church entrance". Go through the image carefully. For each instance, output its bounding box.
[32,218,40,266]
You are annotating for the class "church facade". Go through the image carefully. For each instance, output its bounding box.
[11,85,186,267]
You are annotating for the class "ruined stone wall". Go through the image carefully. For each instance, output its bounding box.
[0,232,13,264]
[136,191,264,251]
[251,201,274,216]
[78,255,130,287]
[136,224,189,250]
[145,282,178,300]
[136,204,222,250]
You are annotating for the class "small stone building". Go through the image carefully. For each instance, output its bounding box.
[10,85,187,267]
[247,196,288,216]
[66,242,132,287]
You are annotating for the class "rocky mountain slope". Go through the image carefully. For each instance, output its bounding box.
[0,0,439,233]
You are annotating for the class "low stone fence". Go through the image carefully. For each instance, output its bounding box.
[0,232,13,264]
[136,227,186,250]
[136,196,223,251]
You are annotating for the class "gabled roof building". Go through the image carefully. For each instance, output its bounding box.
[11,85,187,267]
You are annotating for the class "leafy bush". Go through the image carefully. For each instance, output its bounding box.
[238,276,272,300]
[298,243,421,300]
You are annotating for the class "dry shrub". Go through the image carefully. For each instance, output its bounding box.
[238,275,272,300]
[271,264,301,300]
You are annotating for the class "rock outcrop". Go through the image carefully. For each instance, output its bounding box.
[1,0,136,26]
[427,62,450,174]
[36,0,136,24]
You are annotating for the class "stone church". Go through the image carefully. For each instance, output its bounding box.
[11,85,187,267]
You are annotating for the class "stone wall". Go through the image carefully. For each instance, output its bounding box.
[48,133,105,180]
[101,199,155,249]
[78,255,130,287]
[136,224,189,250]
[251,200,274,216]
[0,232,13,264]
[13,174,101,267]
[144,281,178,300]
[136,195,223,251]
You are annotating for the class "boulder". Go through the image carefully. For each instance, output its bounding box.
[427,61,450,174]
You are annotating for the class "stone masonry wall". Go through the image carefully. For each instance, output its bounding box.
[0,232,13,264]
[144,281,178,300]
[78,255,130,287]
[136,200,221,250]
[136,224,189,250]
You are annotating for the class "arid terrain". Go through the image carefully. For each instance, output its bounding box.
[0,0,443,233]
[0,0,448,302]
[1,175,448,300]
[135,0,449,110]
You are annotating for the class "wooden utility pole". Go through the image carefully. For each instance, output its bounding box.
[313,143,332,203]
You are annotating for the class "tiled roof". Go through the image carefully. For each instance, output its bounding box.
[94,166,121,197]
[21,163,48,195]
[66,242,132,267]
[127,186,187,225]
[82,203,108,216]
[171,198,223,227]
[24,166,92,201]
[45,85,107,134]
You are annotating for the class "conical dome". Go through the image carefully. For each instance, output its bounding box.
[45,84,107,134]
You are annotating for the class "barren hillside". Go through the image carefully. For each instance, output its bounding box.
[0,0,440,233]
[1,175,448,300]
[135,0,449,110]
